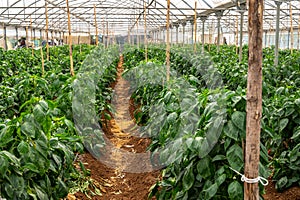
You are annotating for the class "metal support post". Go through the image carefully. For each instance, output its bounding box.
[215,10,224,53]
[200,16,208,54]
[274,1,282,67]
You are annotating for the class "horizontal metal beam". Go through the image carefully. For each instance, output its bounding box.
[1,7,294,11]
[0,6,240,10]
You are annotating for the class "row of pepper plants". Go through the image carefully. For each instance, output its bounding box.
[0,44,119,199]
[122,44,300,199]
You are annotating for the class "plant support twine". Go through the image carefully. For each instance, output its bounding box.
[230,167,269,186]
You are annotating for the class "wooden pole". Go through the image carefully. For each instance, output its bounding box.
[59,31,62,45]
[30,16,34,55]
[102,17,105,46]
[158,27,161,43]
[137,17,139,48]
[182,22,186,45]
[201,16,207,54]
[268,26,272,47]
[25,26,29,49]
[175,24,179,44]
[216,11,223,53]
[236,16,239,54]
[144,2,148,62]
[40,29,42,46]
[80,36,82,53]
[66,0,74,76]
[274,1,281,67]
[88,24,91,45]
[245,0,263,199]
[170,25,173,45]
[45,1,49,60]
[33,29,36,45]
[94,5,98,46]
[40,46,45,76]
[289,2,293,54]
[128,27,130,45]
[191,20,194,46]
[3,23,7,50]
[298,10,300,50]
[166,0,170,83]
[15,27,18,46]
[287,29,290,49]
[106,21,109,47]
[208,22,213,52]
[194,0,197,53]
[239,11,245,63]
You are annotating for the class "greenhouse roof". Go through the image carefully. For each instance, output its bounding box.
[0,0,299,36]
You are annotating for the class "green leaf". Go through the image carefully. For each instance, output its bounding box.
[23,163,40,173]
[17,141,30,155]
[167,112,178,124]
[231,111,246,131]
[216,174,226,186]
[228,181,243,199]
[289,143,300,162]
[35,139,49,159]
[197,157,212,179]
[291,128,300,140]
[295,98,300,107]
[33,104,46,121]
[231,96,242,107]
[226,144,243,171]
[4,182,14,198]
[183,165,194,192]
[64,118,74,131]
[34,184,49,200]
[0,155,8,176]
[148,183,159,199]
[276,87,285,95]
[224,121,239,141]
[56,179,68,198]
[19,97,39,112]
[212,155,226,162]
[10,174,25,196]
[39,100,49,110]
[204,183,218,200]
[276,176,288,190]
[28,192,38,200]
[0,151,20,166]
[185,138,194,150]
[0,125,14,148]
[259,162,270,180]
[285,107,295,117]
[224,138,232,151]
[174,191,185,200]
[279,118,289,132]
[21,122,36,138]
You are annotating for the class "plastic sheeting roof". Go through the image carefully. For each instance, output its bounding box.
[0,0,299,36]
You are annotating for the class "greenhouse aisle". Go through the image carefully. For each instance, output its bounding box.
[65,54,300,200]
[72,56,160,200]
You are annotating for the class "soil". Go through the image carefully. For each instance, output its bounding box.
[67,56,300,200]
[263,181,300,200]
[70,56,160,200]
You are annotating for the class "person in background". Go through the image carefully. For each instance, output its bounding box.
[18,38,26,48]
[223,37,227,45]
[14,37,26,49]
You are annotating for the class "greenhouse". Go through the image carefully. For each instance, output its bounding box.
[0,0,299,199]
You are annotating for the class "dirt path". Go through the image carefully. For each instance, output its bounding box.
[70,56,300,200]
[73,56,160,200]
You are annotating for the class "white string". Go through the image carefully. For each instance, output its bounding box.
[229,167,269,186]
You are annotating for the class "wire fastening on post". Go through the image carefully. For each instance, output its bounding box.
[229,167,269,186]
